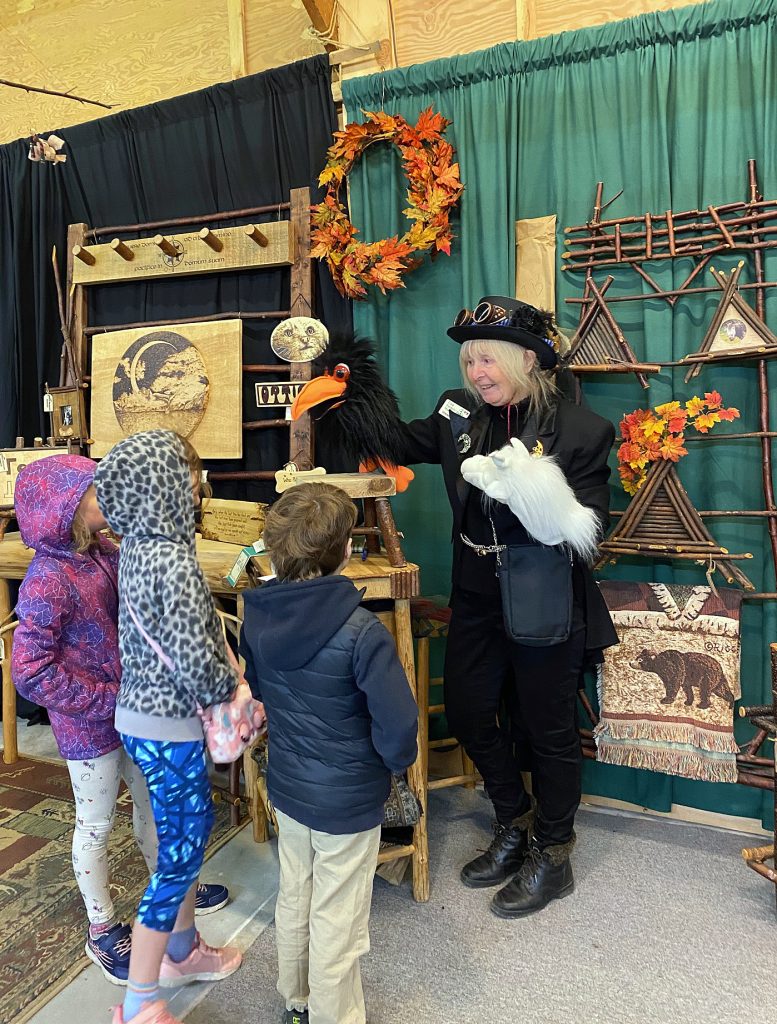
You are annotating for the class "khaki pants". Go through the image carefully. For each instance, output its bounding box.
[275,809,381,1024]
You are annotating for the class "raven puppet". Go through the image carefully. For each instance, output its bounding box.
[290,333,414,491]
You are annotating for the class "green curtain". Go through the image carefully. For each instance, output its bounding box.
[342,0,777,826]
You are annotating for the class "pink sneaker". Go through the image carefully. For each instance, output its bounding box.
[158,931,242,987]
[111,1000,183,1023]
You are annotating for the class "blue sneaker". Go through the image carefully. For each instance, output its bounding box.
[84,921,132,985]
[194,882,229,916]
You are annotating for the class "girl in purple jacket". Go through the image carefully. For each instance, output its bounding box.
[13,455,230,991]
[12,456,158,984]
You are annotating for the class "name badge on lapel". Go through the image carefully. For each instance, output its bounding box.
[438,398,471,421]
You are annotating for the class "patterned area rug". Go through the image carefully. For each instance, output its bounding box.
[0,756,242,1024]
[595,582,743,784]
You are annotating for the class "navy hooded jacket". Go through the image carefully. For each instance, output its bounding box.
[239,574,418,835]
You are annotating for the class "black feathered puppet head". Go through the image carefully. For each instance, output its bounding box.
[290,332,414,491]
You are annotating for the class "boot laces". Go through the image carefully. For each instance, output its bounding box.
[475,821,512,855]
[518,843,544,882]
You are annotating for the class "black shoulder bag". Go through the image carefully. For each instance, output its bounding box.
[490,518,573,647]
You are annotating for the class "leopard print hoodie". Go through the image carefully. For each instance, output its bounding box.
[94,430,236,742]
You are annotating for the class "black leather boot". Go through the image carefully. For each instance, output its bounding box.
[490,837,575,917]
[460,811,532,888]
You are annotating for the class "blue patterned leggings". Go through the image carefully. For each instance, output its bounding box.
[121,735,214,932]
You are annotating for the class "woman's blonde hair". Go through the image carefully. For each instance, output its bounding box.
[459,338,558,417]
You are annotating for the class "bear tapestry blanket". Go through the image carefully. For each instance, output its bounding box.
[594,582,743,784]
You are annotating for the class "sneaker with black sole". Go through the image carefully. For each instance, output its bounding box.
[283,1011,309,1024]
[84,921,132,985]
[194,882,229,915]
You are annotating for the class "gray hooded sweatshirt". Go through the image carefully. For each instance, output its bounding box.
[94,430,236,742]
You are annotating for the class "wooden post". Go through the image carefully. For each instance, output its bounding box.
[394,597,429,902]
[1,581,17,764]
[66,223,89,383]
[289,187,314,470]
[227,0,247,79]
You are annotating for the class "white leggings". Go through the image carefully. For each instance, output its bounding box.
[66,746,159,926]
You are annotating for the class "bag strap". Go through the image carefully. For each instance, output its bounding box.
[489,517,504,570]
[125,601,175,673]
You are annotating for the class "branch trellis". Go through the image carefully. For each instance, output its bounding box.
[564,159,777,798]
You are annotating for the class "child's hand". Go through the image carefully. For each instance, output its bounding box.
[232,679,253,702]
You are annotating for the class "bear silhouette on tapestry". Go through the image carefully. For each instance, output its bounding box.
[632,648,735,710]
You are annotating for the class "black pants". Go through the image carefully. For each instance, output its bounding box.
[443,588,585,847]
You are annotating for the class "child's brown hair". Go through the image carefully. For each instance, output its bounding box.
[177,433,212,501]
[263,483,356,582]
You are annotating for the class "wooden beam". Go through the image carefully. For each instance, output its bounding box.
[301,0,337,37]
[227,0,247,79]
[328,41,381,65]
[516,0,537,40]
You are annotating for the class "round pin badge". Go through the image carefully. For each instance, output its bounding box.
[271,317,329,363]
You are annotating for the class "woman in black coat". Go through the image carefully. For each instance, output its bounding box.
[397,296,617,918]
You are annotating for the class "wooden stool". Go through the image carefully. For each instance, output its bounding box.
[411,597,479,792]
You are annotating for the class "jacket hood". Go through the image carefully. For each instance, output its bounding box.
[243,574,363,670]
[15,454,96,554]
[94,430,194,542]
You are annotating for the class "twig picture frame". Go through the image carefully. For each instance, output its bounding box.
[48,385,87,443]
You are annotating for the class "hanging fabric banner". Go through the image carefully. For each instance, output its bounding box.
[595,581,743,784]
[515,215,556,312]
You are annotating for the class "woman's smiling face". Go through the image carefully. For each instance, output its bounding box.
[464,350,516,406]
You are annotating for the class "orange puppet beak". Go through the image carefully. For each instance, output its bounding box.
[291,374,347,420]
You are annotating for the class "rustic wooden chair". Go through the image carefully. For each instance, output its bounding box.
[739,641,777,913]
[411,596,479,793]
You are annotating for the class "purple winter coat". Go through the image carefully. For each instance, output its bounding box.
[11,455,122,760]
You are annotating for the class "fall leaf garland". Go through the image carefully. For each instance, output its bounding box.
[618,391,740,495]
[310,107,464,299]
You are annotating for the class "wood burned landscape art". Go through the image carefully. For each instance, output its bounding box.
[90,319,242,458]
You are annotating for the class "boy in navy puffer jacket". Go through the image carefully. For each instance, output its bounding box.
[239,483,418,1024]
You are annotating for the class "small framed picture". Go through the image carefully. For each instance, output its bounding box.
[48,385,87,442]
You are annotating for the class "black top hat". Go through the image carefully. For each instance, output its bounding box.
[447,295,559,369]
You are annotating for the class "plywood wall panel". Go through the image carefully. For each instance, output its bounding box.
[532,0,713,38]
[391,0,517,67]
[243,0,324,76]
[0,0,230,144]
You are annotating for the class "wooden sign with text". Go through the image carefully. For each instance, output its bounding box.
[71,221,294,285]
[199,498,268,547]
[0,448,61,509]
[255,381,302,407]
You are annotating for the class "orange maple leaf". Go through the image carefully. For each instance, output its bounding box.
[414,106,448,142]
[659,435,688,462]
[685,395,706,417]
[718,406,740,421]
[704,390,723,410]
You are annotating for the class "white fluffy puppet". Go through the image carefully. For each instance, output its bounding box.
[461,437,601,563]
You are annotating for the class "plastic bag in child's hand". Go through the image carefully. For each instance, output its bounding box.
[200,696,266,763]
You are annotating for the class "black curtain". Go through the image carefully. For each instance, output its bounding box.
[0,54,351,500]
